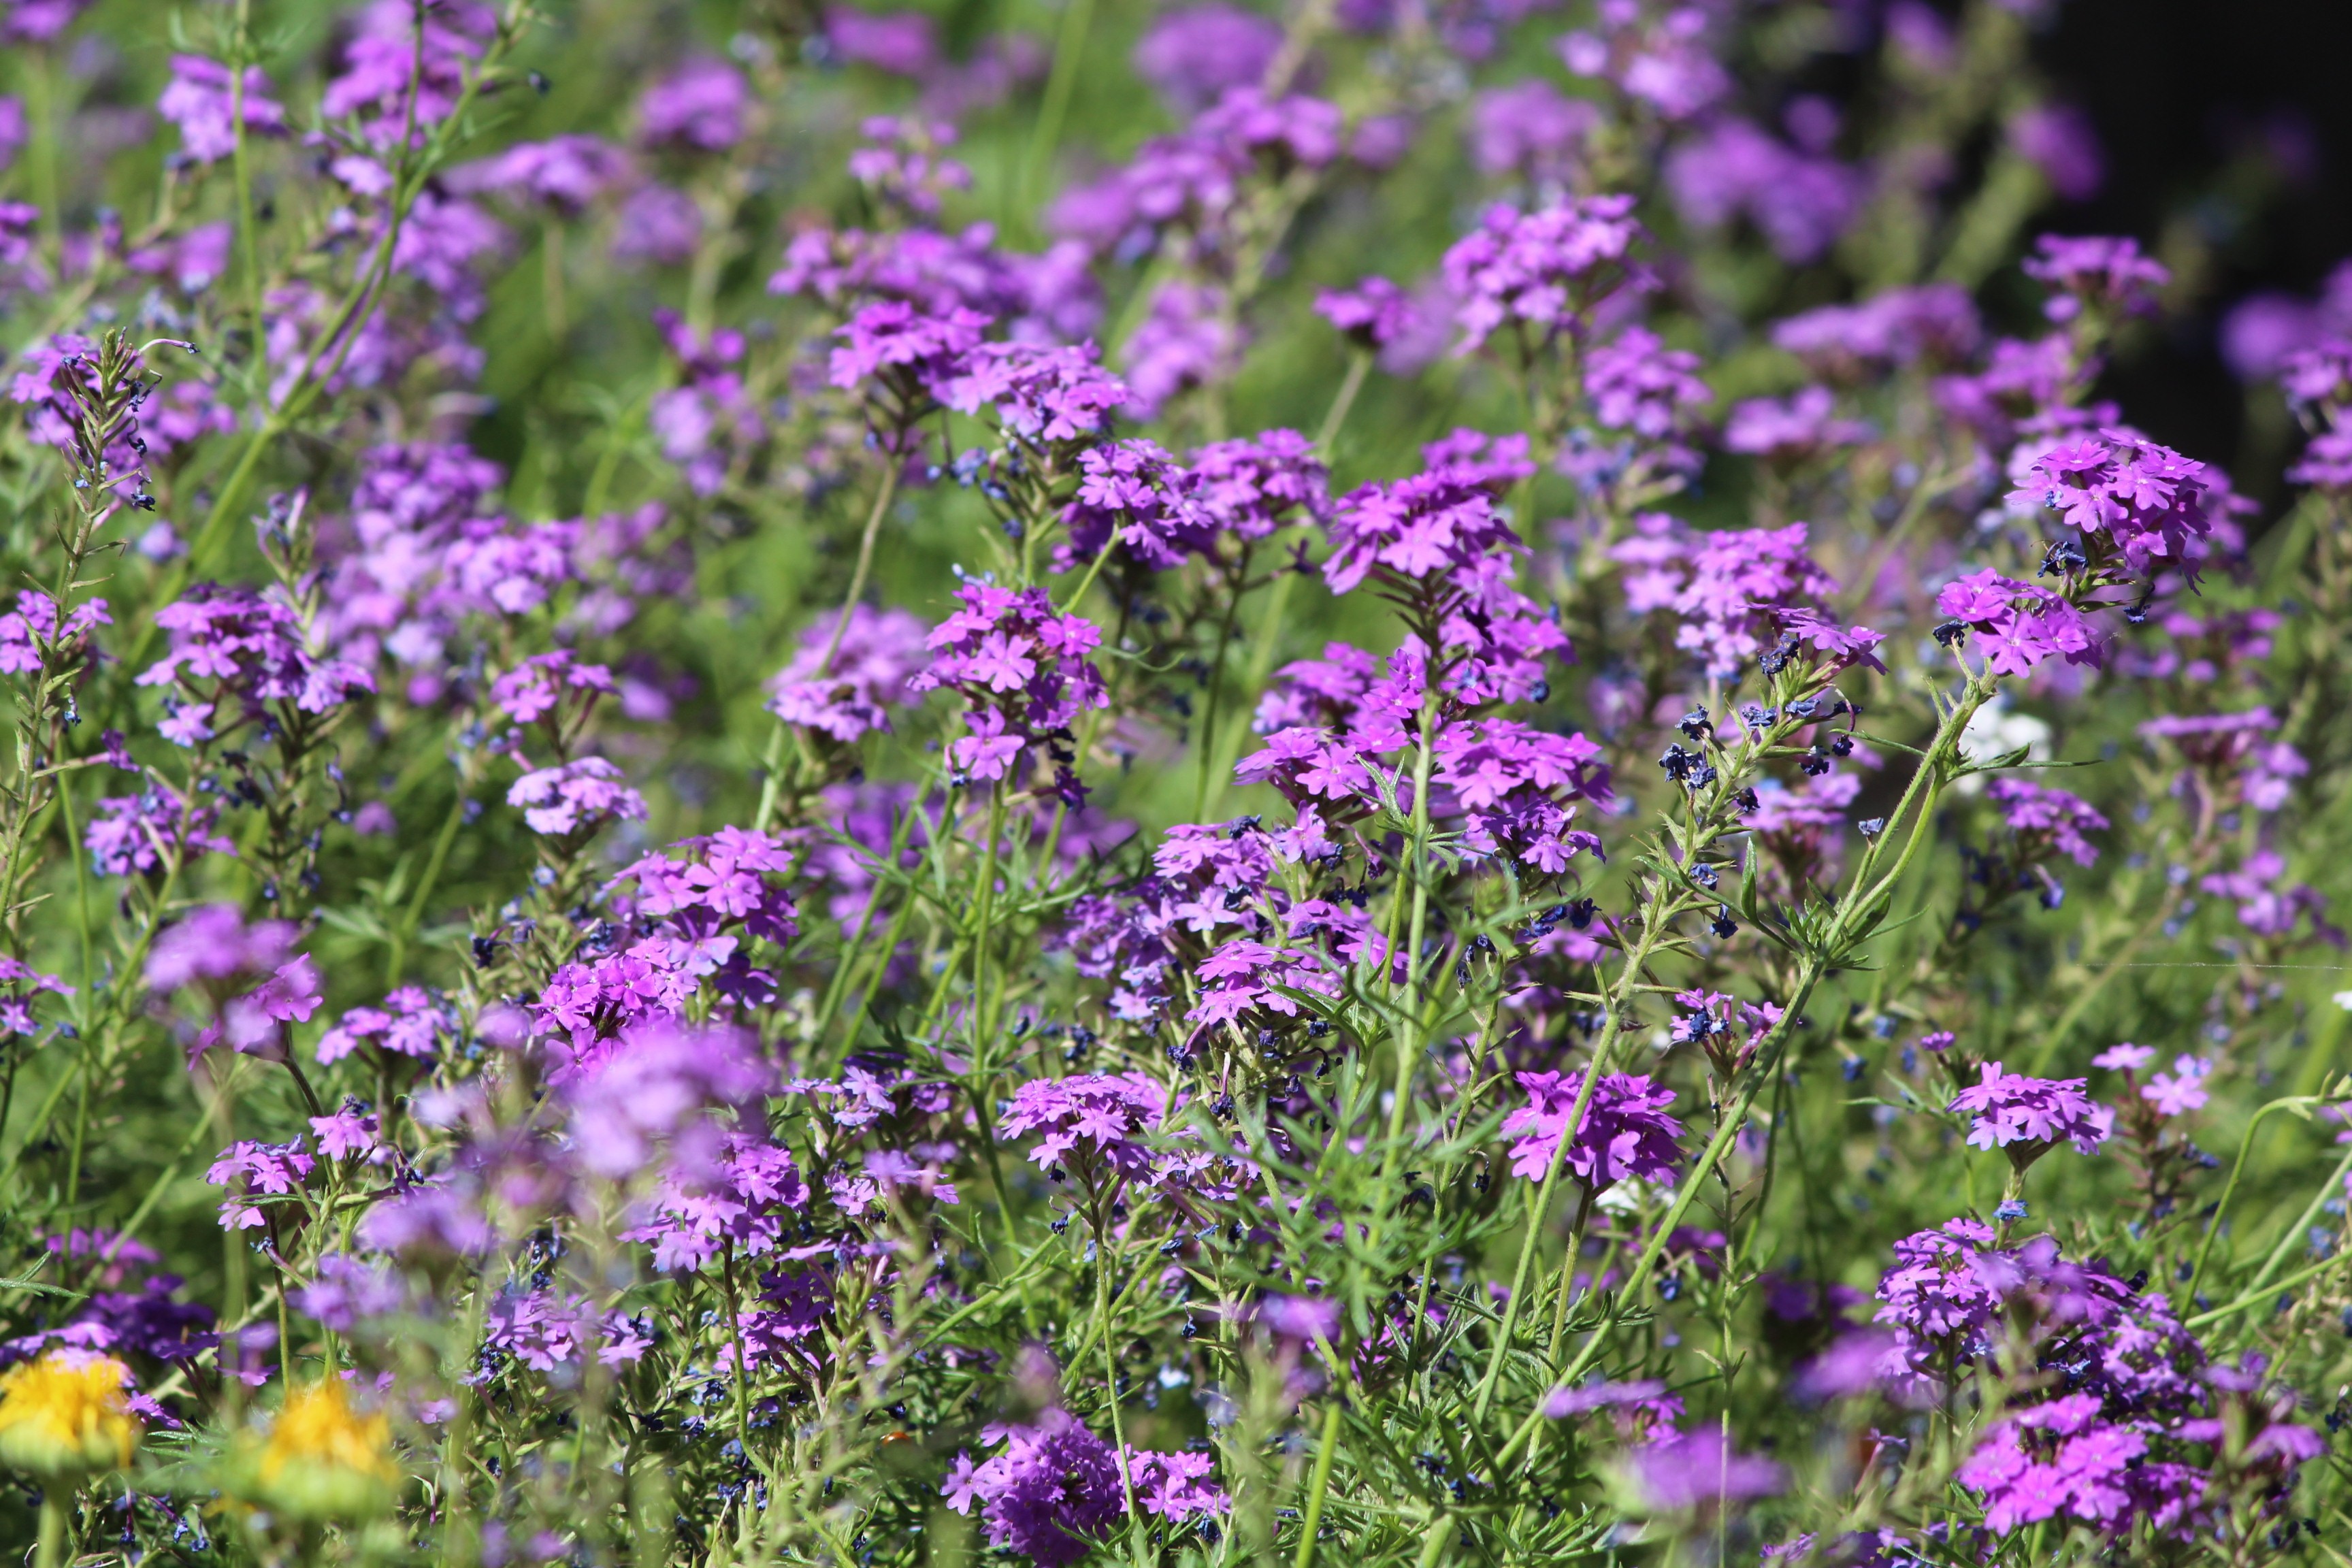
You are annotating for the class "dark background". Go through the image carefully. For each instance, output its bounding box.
[2041,0,2352,511]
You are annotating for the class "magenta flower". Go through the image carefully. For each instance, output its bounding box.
[767,604,929,743]
[997,1073,1169,1179]
[1132,4,1281,114]
[2140,1056,2214,1117]
[2021,233,2166,323]
[943,1411,1225,1566]
[1620,1428,1784,1512]
[449,135,634,214]
[1313,277,1418,350]
[1442,195,1648,354]
[1948,1061,2113,1164]
[1501,1070,1684,1189]
[1723,387,1872,461]
[158,56,287,164]
[2008,426,2217,583]
[507,757,649,838]
[1985,779,2108,868]
[637,57,750,151]
[1771,284,1981,374]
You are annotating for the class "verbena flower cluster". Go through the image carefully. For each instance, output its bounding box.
[0,0,2343,1563]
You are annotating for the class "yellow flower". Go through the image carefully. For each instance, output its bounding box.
[0,1352,139,1478]
[251,1378,397,1522]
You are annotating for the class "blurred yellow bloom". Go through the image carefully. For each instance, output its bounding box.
[0,1352,139,1477]
[253,1378,397,1521]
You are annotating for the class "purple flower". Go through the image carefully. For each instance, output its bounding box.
[137,587,375,738]
[448,135,633,214]
[828,298,989,394]
[1121,281,1244,419]
[2140,1056,2213,1118]
[2021,233,2166,323]
[936,340,1132,444]
[1559,4,1729,122]
[318,987,450,1066]
[1442,195,1648,355]
[823,6,938,77]
[1772,284,1982,375]
[637,58,749,151]
[158,56,287,163]
[1984,779,2107,867]
[1948,1062,2113,1163]
[1501,1070,1684,1189]
[847,116,973,219]
[1665,118,1861,263]
[1620,1428,1784,1512]
[620,1132,809,1272]
[1584,326,1710,448]
[146,906,297,996]
[2008,108,2106,202]
[943,1411,1225,1565]
[2008,426,2215,584]
[768,605,930,742]
[1313,277,1418,350]
[295,1255,407,1333]
[1932,568,2099,676]
[1723,387,1871,461]
[610,183,703,267]
[1468,80,1600,183]
[1610,517,1844,678]
[1132,5,1282,115]
[559,1017,777,1178]
[85,786,235,879]
[2091,1042,2153,1072]
[506,757,649,838]
[205,1138,315,1230]
[485,1286,655,1372]
[998,1073,1169,1180]
[910,583,1108,792]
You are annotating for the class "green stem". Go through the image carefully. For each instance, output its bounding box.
[35,1492,67,1568]
[2191,1096,2321,1290]
[1292,1397,1343,1568]
[1020,0,1096,220]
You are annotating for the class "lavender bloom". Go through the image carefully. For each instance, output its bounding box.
[2008,426,2215,584]
[1501,1070,1684,1189]
[2140,1056,2213,1117]
[158,56,287,164]
[295,1255,408,1333]
[823,6,938,76]
[448,135,634,214]
[638,58,750,151]
[316,987,451,1066]
[768,605,930,742]
[1469,80,1599,184]
[2008,106,2106,202]
[1132,5,1283,115]
[146,906,297,997]
[506,757,649,838]
[610,183,703,266]
[1948,1062,2113,1164]
[559,1017,777,1177]
[484,1287,654,1372]
[1984,778,2106,867]
[943,1411,1226,1566]
[1772,284,1981,375]
[1665,119,1861,263]
[1619,1428,1784,1512]
[1442,195,1647,355]
[1313,277,1417,350]
[2021,233,2167,323]
[998,1073,1169,1179]
[1559,3,1729,122]
[205,1138,315,1230]
[1722,387,1871,461]
[1584,327,1709,446]
[1121,281,1244,418]
[85,788,235,879]
[936,341,1132,444]
[621,1133,809,1271]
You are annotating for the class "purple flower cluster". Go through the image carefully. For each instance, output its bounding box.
[1947,1062,2113,1164]
[1500,1070,1685,1189]
[943,1410,1226,1566]
[909,582,1108,794]
[1441,195,1648,355]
